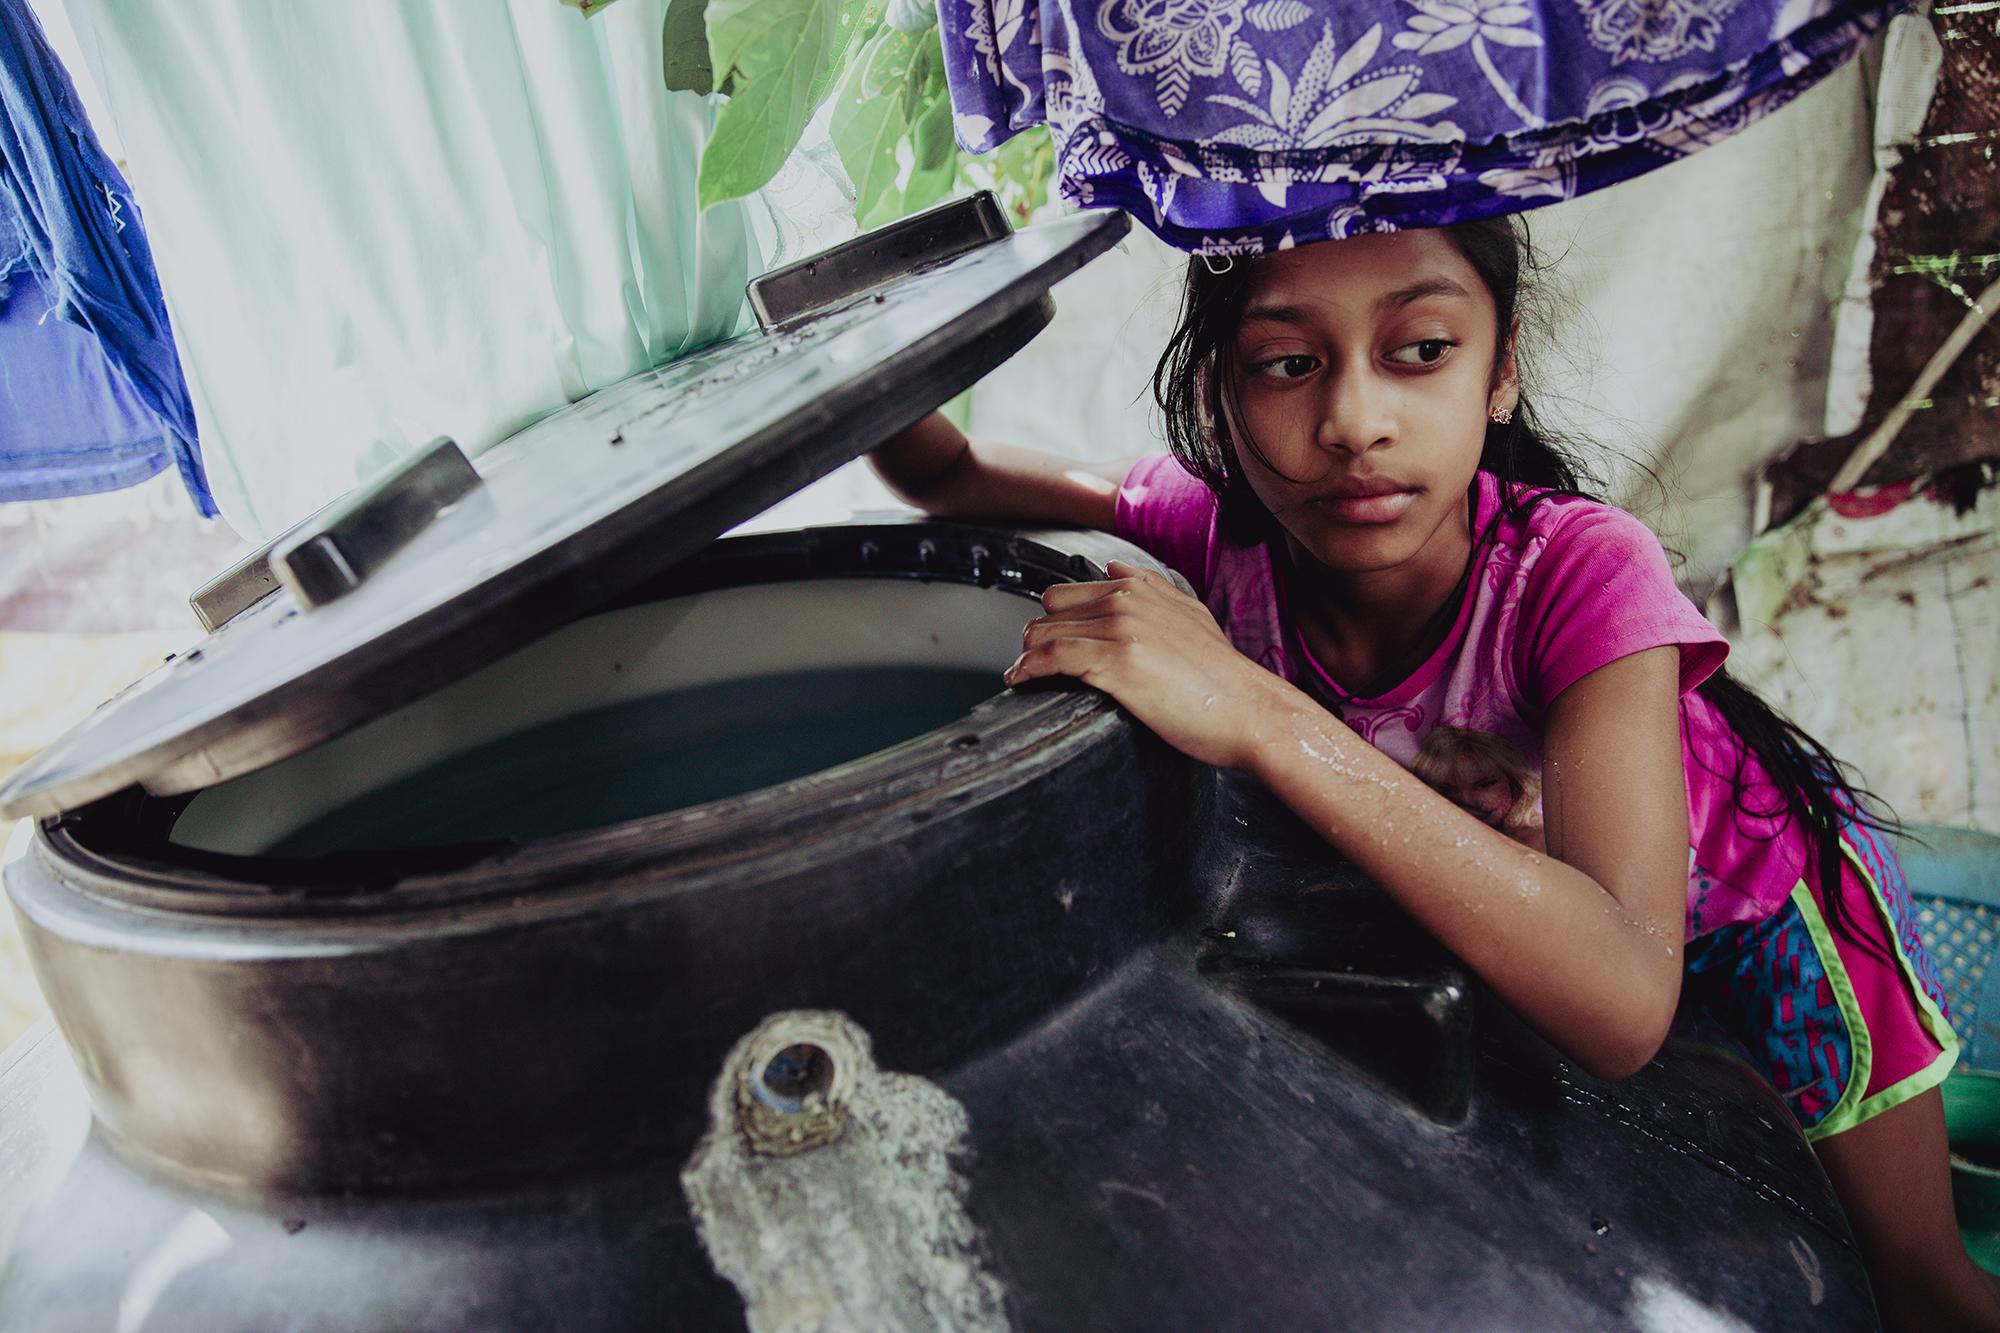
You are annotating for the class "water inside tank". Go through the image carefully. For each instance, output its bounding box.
[167,577,1033,858]
[262,665,999,855]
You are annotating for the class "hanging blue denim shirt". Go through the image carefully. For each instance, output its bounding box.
[0,0,212,513]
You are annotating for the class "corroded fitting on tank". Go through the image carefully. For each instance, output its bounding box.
[731,1011,863,1156]
[684,1010,1010,1331]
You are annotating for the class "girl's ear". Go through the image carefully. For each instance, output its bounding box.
[1491,318,1522,416]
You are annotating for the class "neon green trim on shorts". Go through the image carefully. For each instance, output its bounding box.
[1800,840,1962,1143]
[1845,1045,1958,1132]
[1787,879,1874,1141]
[1834,840,1961,1135]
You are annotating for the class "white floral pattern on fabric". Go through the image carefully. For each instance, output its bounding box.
[1396,0,1542,56]
[1393,0,1546,126]
[1206,25,1462,155]
[961,0,1000,83]
[1098,0,1246,115]
[942,0,1906,253]
[1572,0,1746,63]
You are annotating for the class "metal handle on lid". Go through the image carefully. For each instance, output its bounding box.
[188,437,482,630]
[188,544,283,634]
[271,436,481,609]
[747,191,1013,332]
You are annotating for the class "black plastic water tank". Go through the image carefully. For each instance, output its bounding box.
[0,203,1878,1330]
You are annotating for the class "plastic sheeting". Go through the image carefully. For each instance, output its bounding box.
[1822,12,1943,444]
[1731,486,2000,834]
[54,0,764,540]
[1722,14,1996,837]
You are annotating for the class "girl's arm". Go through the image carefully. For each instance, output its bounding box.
[1009,562,1689,1081]
[1246,642,1688,1079]
[869,411,1133,530]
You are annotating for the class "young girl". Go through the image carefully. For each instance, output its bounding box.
[869,218,1995,1331]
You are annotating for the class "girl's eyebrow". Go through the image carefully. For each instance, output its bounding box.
[1239,277,1473,329]
[1240,302,1309,326]
[1378,276,1472,309]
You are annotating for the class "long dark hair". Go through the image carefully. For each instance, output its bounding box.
[1151,217,1897,946]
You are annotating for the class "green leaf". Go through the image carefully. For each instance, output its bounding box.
[829,27,921,222]
[857,23,922,100]
[911,91,953,173]
[697,0,841,209]
[661,0,714,95]
[808,0,886,108]
[897,76,956,214]
[900,32,936,122]
[971,123,1056,225]
[898,156,955,218]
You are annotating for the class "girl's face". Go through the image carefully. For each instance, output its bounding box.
[1227,231,1516,575]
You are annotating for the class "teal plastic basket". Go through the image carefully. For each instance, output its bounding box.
[1900,824,2000,1271]
[1902,824,2000,1070]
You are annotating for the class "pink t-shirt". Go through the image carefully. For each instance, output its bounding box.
[1115,453,1804,939]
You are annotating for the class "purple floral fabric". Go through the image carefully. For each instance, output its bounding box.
[940,0,1907,253]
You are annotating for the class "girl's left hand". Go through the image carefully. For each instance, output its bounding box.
[1004,560,1288,770]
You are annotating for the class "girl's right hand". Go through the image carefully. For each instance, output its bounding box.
[1006,560,1298,771]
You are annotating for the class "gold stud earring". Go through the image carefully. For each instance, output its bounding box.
[1489,406,1513,425]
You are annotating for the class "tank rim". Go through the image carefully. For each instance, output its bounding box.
[19,520,1169,928]
[22,691,1122,934]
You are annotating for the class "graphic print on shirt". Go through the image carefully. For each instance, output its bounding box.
[1343,701,1428,751]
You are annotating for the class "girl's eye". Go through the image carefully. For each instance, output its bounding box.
[1387,339,1456,367]
[1250,353,1319,382]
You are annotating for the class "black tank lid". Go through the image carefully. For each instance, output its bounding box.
[0,199,1129,820]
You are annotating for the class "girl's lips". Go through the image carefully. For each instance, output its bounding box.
[1311,489,1418,524]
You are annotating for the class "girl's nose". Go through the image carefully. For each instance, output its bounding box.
[1316,371,1396,458]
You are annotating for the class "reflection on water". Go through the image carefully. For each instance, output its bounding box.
[261,666,1001,856]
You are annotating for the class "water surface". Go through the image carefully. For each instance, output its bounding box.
[261,665,1000,855]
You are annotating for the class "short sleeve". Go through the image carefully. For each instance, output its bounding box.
[1515,505,1729,709]
[1114,453,1221,599]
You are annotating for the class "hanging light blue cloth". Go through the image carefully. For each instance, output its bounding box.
[0,0,213,514]
[0,243,174,501]
[940,0,1907,253]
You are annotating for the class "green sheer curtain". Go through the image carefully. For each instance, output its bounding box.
[57,0,763,538]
